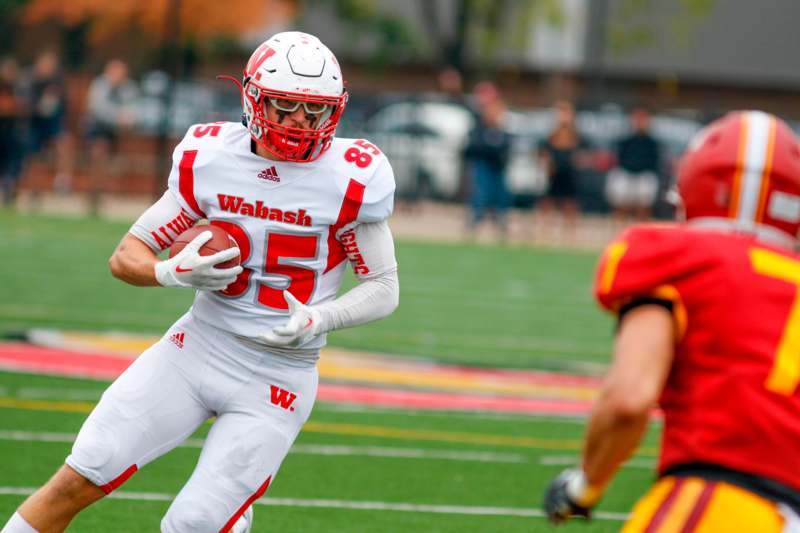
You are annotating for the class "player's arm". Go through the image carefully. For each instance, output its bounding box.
[318,221,399,329]
[544,302,674,523]
[259,220,399,347]
[108,233,161,286]
[109,191,241,290]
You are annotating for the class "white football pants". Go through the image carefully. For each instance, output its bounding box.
[66,312,318,532]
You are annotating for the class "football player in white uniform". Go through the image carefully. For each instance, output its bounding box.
[2,31,399,533]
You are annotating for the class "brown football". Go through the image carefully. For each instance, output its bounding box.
[168,224,240,269]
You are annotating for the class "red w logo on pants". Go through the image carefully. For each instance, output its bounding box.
[269,385,297,412]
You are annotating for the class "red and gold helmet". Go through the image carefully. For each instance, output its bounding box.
[240,31,348,162]
[677,111,800,240]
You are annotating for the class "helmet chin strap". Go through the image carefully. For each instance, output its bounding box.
[216,74,244,93]
[217,74,250,128]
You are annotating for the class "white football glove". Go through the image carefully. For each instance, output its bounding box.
[258,290,323,348]
[154,230,242,291]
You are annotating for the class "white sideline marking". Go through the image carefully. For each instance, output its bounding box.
[16,387,103,401]
[540,455,655,469]
[315,402,590,424]
[0,430,527,463]
[0,487,629,521]
[291,444,527,463]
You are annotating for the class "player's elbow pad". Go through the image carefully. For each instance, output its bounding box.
[373,270,400,318]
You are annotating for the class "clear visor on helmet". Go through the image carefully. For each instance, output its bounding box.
[269,97,331,115]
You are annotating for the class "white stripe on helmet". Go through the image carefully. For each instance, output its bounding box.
[736,111,774,225]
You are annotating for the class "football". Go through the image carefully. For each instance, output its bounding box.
[169,224,240,269]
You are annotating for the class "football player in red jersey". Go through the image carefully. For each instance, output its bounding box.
[543,111,800,531]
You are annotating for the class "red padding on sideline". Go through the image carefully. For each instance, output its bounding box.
[316,382,596,416]
[219,475,272,533]
[101,464,138,494]
[0,342,133,380]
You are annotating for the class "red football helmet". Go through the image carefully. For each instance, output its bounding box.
[234,31,348,162]
[677,111,800,240]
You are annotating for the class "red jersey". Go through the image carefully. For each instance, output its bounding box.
[594,223,800,492]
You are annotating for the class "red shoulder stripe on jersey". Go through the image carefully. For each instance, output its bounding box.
[678,481,716,533]
[179,150,206,218]
[100,464,138,494]
[325,179,366,273]
[219,475,272,533]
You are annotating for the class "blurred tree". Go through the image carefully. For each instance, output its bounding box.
[23,0,297,46]
[23,0,297,74]
[417,0,564,78]
[311,0,562,79]
[0,0,28,54]
[608,0,717,56]
[300,0,418,69]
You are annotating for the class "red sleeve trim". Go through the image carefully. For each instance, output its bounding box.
[179,150,206,218]
[100,464,138,494]
[325,179,366,273]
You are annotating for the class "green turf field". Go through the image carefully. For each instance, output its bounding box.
[0,210,655,532]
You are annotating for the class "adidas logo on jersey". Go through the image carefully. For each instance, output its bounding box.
[169,331,185,349]
[217,194,312,226]
[257,166,280,182]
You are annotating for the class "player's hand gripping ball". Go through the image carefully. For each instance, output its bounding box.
[155,225,242,291]
[168,225,240,269]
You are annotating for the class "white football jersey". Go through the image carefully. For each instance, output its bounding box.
[159,121,395,348]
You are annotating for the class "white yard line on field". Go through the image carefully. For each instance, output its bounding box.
[540,455,656,469]
[0,430,527,463]
[0,486,629,521]
[314,402,590,424]
[15,387,103,401]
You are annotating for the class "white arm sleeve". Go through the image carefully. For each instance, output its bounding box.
[129,191,199,252]
[315,220,399,333]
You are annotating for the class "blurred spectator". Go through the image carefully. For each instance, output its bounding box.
[437,66,465,105]
[84,59,139,216]
[605,107,661,220]
[434,66,471,206]
[472,80,500,112]
[398,66,469,212]
[27,51,73,194]
[0,57,25,207]
[536,100,590,239]
[463,89,512,241]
